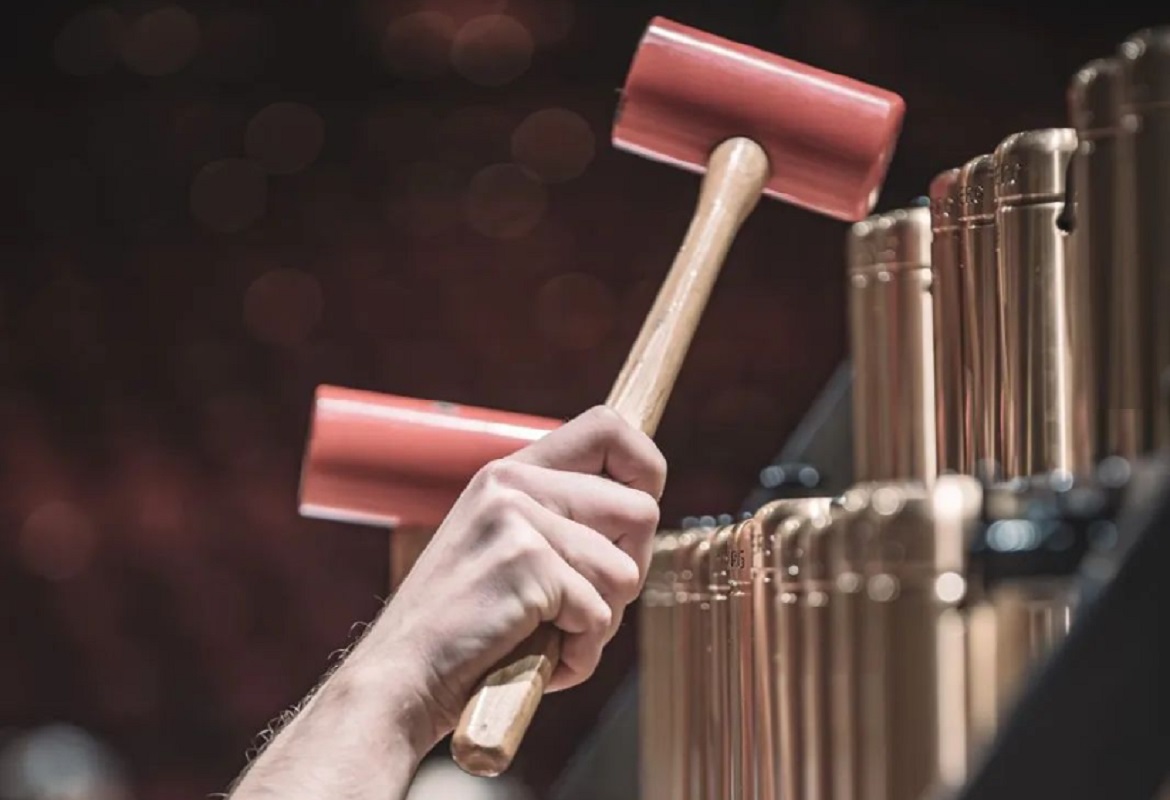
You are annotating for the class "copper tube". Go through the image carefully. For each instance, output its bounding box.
[957,155,1001,482]
[847,207,937,483]
[828,485,873,800]
[689,531,715,800]
[1118,29,1170,450]
[728,520,757,800]
[1070,58,1140,460]
[640,534,676,800]
[800,504,836,800]
[671,531,701,800]
[859,479,976,800]
[994,128,1080,478]
[848,222,884,482]
[709,526,735,800]
[758,497,832,800]
[749,513,780,800]
[930,169,970,475]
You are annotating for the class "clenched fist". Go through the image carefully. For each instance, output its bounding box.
[229,406,667,800]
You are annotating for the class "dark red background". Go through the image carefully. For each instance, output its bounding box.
[1,1,1154,796]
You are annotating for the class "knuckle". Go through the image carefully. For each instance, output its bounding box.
[477,484,526,523]
[477,458,523,489]
[589,603,614,635]
[609,555,642,600]
[503,525,546,567]
[626,491,661,532]
[583,405,625,439]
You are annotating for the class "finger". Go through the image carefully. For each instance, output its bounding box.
[480,459,658,577]
[513,491,644,608]
[508,405,668,500]
[542,557,612,693]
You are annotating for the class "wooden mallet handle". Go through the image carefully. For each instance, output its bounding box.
[450,137,771,777]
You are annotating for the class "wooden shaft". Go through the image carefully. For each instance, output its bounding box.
[450,137,771,777]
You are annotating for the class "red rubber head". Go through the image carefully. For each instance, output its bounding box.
[612,17,906,222]
[299,387,561,528]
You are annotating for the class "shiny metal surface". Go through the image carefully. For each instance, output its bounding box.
[1069,59,1128,463]
[847,207,937,483]
[709,526,734,800]
[728,520,757,800]
[859,480,975,800]
[800,505,836,800]
[775,510,807,800]
[930,169,970,475]
[1119,28,1170,450]
[640,534,678,800]
[761,497,832,800]
[847,218,883,483]
[672,531,701,800]
[749,513,781,800]
[690,533,715,800]
[993,128,1080,477]
[958,154,1002,481]
[828,486,874,800]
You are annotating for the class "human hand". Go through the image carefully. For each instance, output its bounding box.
[348,405,667,749]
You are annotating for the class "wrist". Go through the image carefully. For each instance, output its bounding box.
[326,637,448,758]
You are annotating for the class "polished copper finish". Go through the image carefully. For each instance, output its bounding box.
[1070,58,1141,459]
[728,520,757,800]
[800,505,836,800]
[774,508,806,800]
[748,512,780,800]
[671,531,702,800]
[1118,28,1170,449]
[859,480,975,800]
[708,526,735,800]
[640,534,678,800]
[930,169,970,475]
[827,485,875,800]
[759,497,831,800]
[958,154,1002,482]
[847,207,937,483]
[690,532,716,799]
[993,128,1080,478]
[613,17,906,221]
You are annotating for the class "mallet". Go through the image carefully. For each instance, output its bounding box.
[451,17,903,776]
[297,15,905,777]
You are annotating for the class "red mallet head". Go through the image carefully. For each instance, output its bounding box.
[612,17,906,222]
[299,386,560,529]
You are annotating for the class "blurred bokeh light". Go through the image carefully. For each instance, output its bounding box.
[243,268,324,347]
[451,14,534,87]
[189,158,267,233]
[119,6,200,77]
[381,11,457,79]
[464,163,546,238]
[512,108,596,183]
[52,6,125,77]
[245,103,325,176]
[19,501,97,583]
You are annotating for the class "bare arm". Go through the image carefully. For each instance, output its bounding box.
[227,406,667,800]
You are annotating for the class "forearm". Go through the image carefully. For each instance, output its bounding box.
[228,653,435,800]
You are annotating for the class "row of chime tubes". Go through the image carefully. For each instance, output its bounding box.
[639,471,1129,800]
[638,26,1168,800]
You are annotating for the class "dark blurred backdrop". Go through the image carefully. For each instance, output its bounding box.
[0,1,1158,797]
